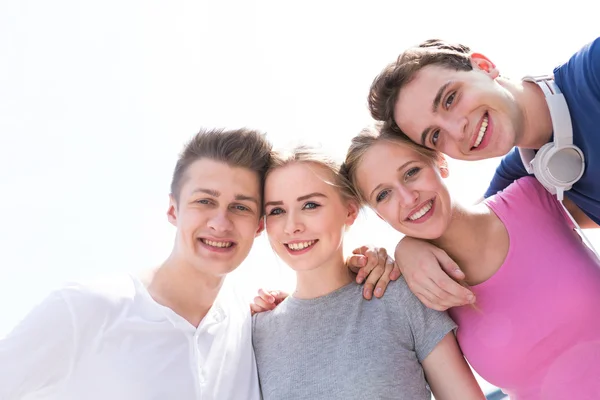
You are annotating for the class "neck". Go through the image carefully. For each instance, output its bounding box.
[429,202,490,283]
[503,77,554,149]
[144,252,225,327]
[293,250,354,300]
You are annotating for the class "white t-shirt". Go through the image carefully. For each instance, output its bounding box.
[0,274,260,400]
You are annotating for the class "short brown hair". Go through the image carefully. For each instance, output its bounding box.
[368,39,472,130]
[341,123,441,204]
[171,128,272,204]
[267,145,359,203]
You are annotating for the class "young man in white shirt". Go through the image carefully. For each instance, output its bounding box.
[0,128,271,400]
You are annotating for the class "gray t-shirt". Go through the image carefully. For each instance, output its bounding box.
[252,278,456,400]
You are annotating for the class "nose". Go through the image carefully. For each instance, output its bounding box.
[283,211,304,236]
[207,209,234,233]
[396,184,419,209]
[443,114,468,143]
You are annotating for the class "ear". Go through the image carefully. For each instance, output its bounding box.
[167,194,178,227]
[255,217,265,237]
[437,155,450,178]
[345,200,360,228]
[470,53,499,79]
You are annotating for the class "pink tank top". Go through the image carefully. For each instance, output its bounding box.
[449,177,600,400]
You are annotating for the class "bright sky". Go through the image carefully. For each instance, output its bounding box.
[1,1,599,394]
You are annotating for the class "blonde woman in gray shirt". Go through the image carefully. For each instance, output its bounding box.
[252,146,484,400]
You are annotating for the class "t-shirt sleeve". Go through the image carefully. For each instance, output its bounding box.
[484,147,530,198]
[397,279,457,362]
[575,36,600,97]
[0,290,76,399]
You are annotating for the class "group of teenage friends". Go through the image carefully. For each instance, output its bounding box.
[1,36,599,400]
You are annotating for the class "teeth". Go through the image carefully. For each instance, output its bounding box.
[203,239,233,248]
[473,114,489,148]
[408,200,433,221]
[286,240,316,251]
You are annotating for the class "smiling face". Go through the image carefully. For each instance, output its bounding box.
[393,60,524,161]
[264,162,358,272]
[167,158,263,277]
[355,140,452,240]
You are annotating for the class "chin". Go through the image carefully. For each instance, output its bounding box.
[285,259,322,272]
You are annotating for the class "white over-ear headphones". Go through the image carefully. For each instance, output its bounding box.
[518,75,585,202]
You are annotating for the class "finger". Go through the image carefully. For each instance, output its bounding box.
[250,303,266,315]
[389,260,402,281]
[357,249,379,285]
[253,296,275,311]
[433,276,476,304]
[352,245,370,255]
[413,291,451,312]
[433,248,466,280]
[346,254,367,274]
[258,288,275,304]
[270,290,289,304]
[405,279,456,311]
[363,263,386,299]
[362,281,375,300]
[423,277,474,308]
[373,257,395,298]
[377,247,388,260]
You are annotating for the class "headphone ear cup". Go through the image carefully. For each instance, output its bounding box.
[531,143,556,194]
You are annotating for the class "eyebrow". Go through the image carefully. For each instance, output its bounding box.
[192,188,259,205]
[264,192,327,208]
[420,80,454,146]
[368,161,415,201]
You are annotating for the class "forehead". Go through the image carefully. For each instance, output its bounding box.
[357,142,422,189]
[394,65,464,133]
[181,158,261,199]
[265,162,338,199]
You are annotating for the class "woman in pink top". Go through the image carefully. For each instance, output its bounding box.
[341,125,600,400]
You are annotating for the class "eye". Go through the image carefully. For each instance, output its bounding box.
[232,204,251,212]
[196,199,212,205]
[268,207,284,216]
[375,189,390,203]
[445,91,456,109]
[431,130,440,147]
[405,167,421,180]
[302,201,320,210]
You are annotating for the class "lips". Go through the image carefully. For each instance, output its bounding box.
[469,112,492,152]
[406,199,434,221]
[283,239,319,255]
[198,238,237,252]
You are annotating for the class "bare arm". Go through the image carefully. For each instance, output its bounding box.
[422,332,485,400]
[395,237,475,311]
[564,197,599,229]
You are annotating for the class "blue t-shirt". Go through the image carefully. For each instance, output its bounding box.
[484,37,600,225]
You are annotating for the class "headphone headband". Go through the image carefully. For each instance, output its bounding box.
[522,75,574,148]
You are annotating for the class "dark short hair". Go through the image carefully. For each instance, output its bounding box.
[170,128,272,206]
[368,39,472,131]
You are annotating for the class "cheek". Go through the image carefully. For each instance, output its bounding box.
[265,217,285,238]
[179,210,201,233]
[235,216,259,237]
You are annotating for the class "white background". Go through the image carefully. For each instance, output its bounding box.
[1,0,599,394]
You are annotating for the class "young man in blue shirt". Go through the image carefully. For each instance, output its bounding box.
[368,37,600,310]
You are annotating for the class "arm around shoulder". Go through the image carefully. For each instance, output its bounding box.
[395,237,473,311]
[0,290,77,399]
[422,332,486,400]
[563,197,600,229]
